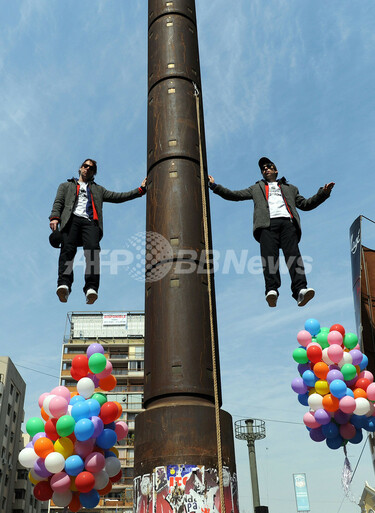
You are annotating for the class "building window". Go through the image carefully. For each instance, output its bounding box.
[13,411,16,423]
[15,392,19,403]
[10,384,14,396]
[14,489,25,499]
[7,404,11,415]
[4,425,8,436]
[4,474,8,485]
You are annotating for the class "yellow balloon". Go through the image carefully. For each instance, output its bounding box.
[308,388,316,396]
[54,437,74,458]
[315,380,329,396]
[109,446,119,458]
[70,477,78,492]
[28,471,40,485]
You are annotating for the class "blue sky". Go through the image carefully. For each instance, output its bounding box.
[1,1,375,512]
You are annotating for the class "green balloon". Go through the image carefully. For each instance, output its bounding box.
[319,327,330,333]
[26,417,45,438]
[88,353,107,374]
[344,332,358,350]
[341,363,357,381]
[56,415,76,437]
[293,347,309,364]
[316,332,329,349]
[91,392,107,406]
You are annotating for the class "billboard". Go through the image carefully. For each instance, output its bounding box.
[293,473,310,512]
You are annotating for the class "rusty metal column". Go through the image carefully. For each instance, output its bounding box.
[134,1,239,511]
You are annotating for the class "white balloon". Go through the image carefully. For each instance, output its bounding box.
[67,405,73,416]
[52,490,72,507]
[338,352,353,367]
[105,456,121,477]
[94,469,109,490]
[322,348,333,365]
[43,394,57,417]
[354,397,370,416]
[77,377,95,399]
[44,452,65,473]
[308,393,323,411]
[19,448,38,468]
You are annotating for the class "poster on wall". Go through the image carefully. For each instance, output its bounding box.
[102,313,127,327]
[293,473,310,512]
[134,464,239,513]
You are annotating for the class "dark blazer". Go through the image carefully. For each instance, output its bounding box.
[210,177,330,242]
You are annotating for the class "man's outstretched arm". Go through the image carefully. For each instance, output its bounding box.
[295,182,335,211]
[208,175,253,201]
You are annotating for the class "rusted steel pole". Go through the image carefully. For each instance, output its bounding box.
[134,2,239,511]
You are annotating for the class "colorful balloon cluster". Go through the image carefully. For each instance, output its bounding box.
[19,343,128,510]
[292,319,375,450]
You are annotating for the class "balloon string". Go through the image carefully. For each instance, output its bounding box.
[341,446,357,504]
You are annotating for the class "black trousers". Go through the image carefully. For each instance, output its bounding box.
[259,218,307,300]
[58,215,101,293]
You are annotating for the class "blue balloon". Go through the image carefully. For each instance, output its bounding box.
[346,388,354,398]
[80,490,100,509]
[105,450,117,458]
[366,418,375,432]
[74,418,95,441]
[359,354,369,371]
[71,401,90,421]
[322,422,339,439]
[298,363,311,376]
[70,395,85,406]
[86,398,101,417]
[96,428,117,449]
[298,393,309,407]
[326,435,344,450]
[65,455,84,476]
[329,379,347,399]
[349,428,363,444]
[351,414,367,429]
[304,318,320,336]
[302,370,317,387]
[104,421,116,430]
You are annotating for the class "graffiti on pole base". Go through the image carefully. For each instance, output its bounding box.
[134,464,239,513]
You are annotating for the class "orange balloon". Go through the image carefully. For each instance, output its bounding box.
[97,480,112,495]
[41,407,49,421]
[322,394,339,412]
[70,391,78,398]
[353,388,367,399]
[99,375,117,392]
[34,437,54,459]
[112,401,123,420]
[313,362,329,380]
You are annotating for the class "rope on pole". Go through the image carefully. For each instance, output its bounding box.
[193,82,226,513]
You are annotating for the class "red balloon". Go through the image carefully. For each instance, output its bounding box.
[330,324,345,337]
[98,480,112,495]
[100,402,119,424]
[34,481,53,501]
[68,492,81,513]
[110,469,122,483]
[75,471,95,493]
[70,368,84,381]
[306,344,322,364]
[356,378,371,391]
[71,355,89,378]
[45,418,59,441]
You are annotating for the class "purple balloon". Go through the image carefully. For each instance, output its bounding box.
[334,410,351,425]
[32,432,46,444]
[87,343,105,358]
[91,416,104,438]
[350,349,363,366]
[291,377,308,394]
[88,373,100,387]
[346,377,358,387]
[26,442,33,448]
[309,426,326,442]
[327,369,344,383]
[298,363,311,375]
[34,457,52,478]
[314,408,331,425]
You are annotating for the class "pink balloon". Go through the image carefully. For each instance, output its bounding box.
[38,392,50,409]
[327,345,344,364]
[96,361,113,380]
[367,383,375,401]
[50,472,71,492]
[51,386,71,404]
[49,396,69,418]
[303,411,320,429]
[359,370,374,383]
[339,396,356,414]
[297,330,312,348]
[339,423,356,440]
[75,439,95,459]
[85,452,106,473]
[115,421,129,441]
[327,330,343,346]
